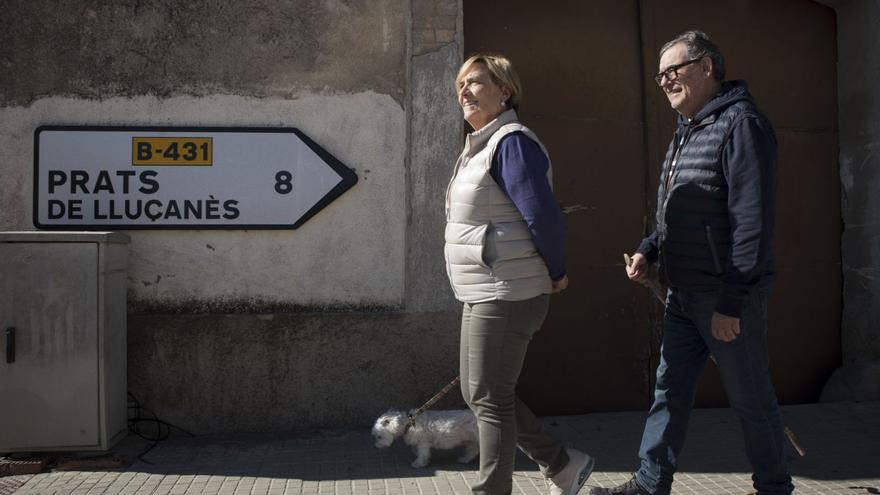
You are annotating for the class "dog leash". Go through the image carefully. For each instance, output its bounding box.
[408,375,462,428]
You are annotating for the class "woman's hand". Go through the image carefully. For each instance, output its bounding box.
[551,275,569,293]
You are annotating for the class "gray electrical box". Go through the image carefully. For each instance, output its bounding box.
[1,231,129,452]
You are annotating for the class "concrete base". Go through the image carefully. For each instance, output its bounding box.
[128,311,464,434]
[820,360,880,403]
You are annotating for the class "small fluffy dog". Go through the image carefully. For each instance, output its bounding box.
[371,409,479,468]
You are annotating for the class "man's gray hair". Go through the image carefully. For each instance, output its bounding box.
[660,30,725,81]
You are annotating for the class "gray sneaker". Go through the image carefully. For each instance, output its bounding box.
[548,448,595,495]
[588,475,650,495]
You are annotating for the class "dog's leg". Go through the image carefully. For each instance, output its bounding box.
[457,442,479,463]
[411,444,431,468]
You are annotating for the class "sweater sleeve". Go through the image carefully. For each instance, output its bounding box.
[491,132,567,281]
[716,116,777,317]
[636,231,660,263]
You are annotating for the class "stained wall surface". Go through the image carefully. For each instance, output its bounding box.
[820,0,880,402]
[0,0,466,433]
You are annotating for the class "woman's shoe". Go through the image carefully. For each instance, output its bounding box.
[548,448,595,495]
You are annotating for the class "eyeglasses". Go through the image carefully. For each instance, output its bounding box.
[654,57,703,86]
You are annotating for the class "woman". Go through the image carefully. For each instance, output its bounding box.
[445,53,594,495]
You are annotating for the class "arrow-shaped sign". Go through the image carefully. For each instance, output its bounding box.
[33,126,358,229]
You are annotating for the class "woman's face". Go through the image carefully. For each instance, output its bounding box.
[457,63,510,131]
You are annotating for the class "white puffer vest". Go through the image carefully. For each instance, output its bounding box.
[444,110,553,303]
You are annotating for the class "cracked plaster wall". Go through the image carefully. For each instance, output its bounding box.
[0,0,406,107]
[406,42,462,312]
[838,0,880,365]
[820,0,880,402]
[0,0,466,432]
[0,1,410,310]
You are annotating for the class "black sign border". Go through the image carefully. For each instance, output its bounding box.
[33,126,358,230]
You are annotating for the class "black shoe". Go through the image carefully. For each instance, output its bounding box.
[589,475,650,495]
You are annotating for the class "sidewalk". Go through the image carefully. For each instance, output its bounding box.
[5,401,879,495]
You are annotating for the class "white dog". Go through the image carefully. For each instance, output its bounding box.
[371,409,479,468]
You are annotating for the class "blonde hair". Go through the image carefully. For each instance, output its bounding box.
[455,53,523,110]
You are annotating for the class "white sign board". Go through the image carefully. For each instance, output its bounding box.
[34,126,358,229]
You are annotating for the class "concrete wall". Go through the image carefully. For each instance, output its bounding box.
[820,0,880,402]
[127,312,461,433]
[1,0,465,433]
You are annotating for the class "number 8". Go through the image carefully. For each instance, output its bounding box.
[275,171,293,194]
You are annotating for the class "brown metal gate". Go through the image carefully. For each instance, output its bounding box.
[464,0,840,413]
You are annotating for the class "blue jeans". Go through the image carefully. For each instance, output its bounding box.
[635,286,793,495]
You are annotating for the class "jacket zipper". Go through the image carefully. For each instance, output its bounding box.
[658,118,715,261]
[659,116,719,286]
[657,127,693,289]
[661,118,713,203]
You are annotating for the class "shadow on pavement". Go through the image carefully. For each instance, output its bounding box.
[8,401,877,488]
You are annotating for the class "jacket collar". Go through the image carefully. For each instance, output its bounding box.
[464,109,518,157]
[680,80,751,129]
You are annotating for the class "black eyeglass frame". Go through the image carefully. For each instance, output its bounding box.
[654,57,704,86]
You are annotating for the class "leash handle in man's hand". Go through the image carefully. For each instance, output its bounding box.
[624,253,666,304]
[624,253,738,340]
[624,252,647,281]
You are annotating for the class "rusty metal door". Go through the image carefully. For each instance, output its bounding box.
[464,0,840,413]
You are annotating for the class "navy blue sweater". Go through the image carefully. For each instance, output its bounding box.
[491,132,567,281]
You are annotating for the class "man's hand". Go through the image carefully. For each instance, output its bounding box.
[711,312,741,342]
[625,253,648,284]
[551,275,569,293]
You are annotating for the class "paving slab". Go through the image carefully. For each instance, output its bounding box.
[6,402,879,494]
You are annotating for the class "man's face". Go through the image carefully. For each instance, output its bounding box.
[658,42,714,118]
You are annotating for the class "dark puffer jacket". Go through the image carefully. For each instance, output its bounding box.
[637,81,777,318]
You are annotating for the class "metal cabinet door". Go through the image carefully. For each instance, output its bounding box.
[0,242,99,450]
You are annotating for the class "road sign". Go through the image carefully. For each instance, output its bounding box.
[33,126,358,229]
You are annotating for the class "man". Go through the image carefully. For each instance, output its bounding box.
[590,31,793,495]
